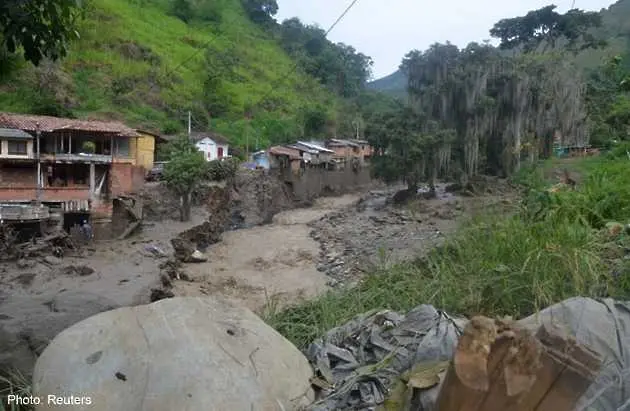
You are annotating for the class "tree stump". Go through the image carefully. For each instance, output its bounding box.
[435,316,601,411]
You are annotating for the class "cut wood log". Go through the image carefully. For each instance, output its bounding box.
[435,316,602,411]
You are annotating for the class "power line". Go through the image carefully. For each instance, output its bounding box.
[251,0,361,113]
[148,0,362,128]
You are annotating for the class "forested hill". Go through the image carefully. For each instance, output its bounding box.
[369,0,630,96]
[0,0,372,149]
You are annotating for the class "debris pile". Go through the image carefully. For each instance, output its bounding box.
[304,297,630,411]
[305,305,464,410]
[308,192,447,287]
[1,227,75,261]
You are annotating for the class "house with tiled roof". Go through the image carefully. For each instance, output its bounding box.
[0,112,147,224]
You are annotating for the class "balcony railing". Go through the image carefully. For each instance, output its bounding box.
[40,153,131,163]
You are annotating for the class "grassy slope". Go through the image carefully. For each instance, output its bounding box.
[266,153,630,348]
[370,0,630,95]
[0,0,335,137]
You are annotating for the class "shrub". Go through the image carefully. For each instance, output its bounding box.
[206,158,239,181]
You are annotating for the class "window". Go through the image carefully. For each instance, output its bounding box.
[8,140,27,155]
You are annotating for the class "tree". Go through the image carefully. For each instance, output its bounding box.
[163,137,208,222]
[277,18,373,98]
[241,0,277,24]
[0,0,83,66]
[489,5,603,54]
[170,0,194,23]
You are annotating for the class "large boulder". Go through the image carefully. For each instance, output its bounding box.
[0,291,119,380]
[33,296,315,411]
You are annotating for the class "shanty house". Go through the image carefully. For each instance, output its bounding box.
[326,139,361,160]
[289,141,334,165]
[0,112,145,219]
[251,150,270,169]
[349,139,373,160]
[268,146,301,172]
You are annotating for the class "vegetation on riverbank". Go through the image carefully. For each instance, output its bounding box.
[266,153,630,348]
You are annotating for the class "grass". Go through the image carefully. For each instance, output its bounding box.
[265,155,630,348]
[0,0,336,140]
[0,371,33,411]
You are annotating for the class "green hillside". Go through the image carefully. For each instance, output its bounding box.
[370,0,630,96]
[0,0,340,147]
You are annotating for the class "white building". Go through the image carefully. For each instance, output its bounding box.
[191,132,229,161]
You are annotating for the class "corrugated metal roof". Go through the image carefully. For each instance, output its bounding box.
[328,138,360,147]
[0,128,33,139]
[295,141,334,153]
[0,112,138,137]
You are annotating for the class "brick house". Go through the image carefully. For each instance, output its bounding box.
[0,112,145,220]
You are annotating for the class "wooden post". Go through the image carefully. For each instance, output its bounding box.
[89,162,96,201]
[435,317,602,411]
[35,123,41,204]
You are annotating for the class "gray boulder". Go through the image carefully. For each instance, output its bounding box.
[0,291,119,380]
[33,296,315,411]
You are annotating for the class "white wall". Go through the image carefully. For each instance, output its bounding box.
[195,138,229,161]
[0,139,34,159]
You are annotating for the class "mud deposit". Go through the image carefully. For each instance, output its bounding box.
[0,172,513,380]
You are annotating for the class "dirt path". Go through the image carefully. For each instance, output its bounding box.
[172,194,361,312]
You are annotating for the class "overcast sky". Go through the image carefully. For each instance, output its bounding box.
[275,0,618,80]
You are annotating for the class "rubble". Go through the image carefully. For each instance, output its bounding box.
[307,189,453,286]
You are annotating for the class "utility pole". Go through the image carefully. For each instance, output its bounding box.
[188,111,192,140]
[35,122,41,204]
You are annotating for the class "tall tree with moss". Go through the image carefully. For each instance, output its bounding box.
[163,137,208,222]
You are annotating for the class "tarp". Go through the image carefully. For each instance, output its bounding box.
[304,297,630,411]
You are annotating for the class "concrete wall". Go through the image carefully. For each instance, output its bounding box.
[281,166,372,203]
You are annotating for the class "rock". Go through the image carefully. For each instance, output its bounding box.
[43,256,62,265]
[170,237,195,261]
[189,249,208,263]
[63,265,95,276]
[33,297,315,411]
[16,259,35,269]
[149,288,174,302]
[0,291,119,381]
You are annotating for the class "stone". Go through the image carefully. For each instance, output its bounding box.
[189,249,208,263]
[16,259,35,269]
[43,256,62,265]
[33,297,315,411]
[170,237,195,261]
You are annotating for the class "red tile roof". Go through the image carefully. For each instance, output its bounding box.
[0,112,138,137]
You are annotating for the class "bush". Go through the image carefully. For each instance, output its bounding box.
[206,158,239,181]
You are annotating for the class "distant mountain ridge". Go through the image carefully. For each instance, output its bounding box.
[369,0,630,96]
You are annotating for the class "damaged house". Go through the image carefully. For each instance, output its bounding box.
[0,112,146,237]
